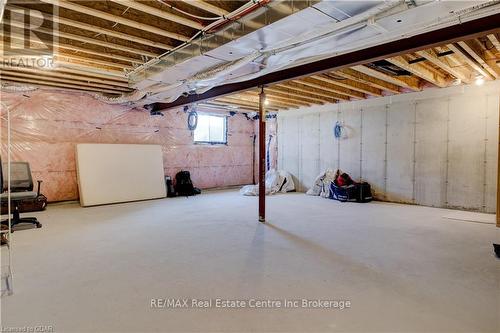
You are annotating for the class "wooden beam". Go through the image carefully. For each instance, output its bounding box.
[7,19,158,58]
[447,43,495,80]
[185,0,229,16]
[264,87,327,105]
[415,49,473,84]
[151,12,500,110]
[2,32,142,64]
[306,76,366,99]
[276,81,348,101]
[6,4,174,50]
[0,77,124,94]
[386,56,449,88]
[352,65,421,91]
[240,91,310,107]
[215,96,285,111]
[487,34,500,52]
[272,84,338,104]
[205,100,260,111]
[459,40,500,78]
[220,95,293,110]
[39,0,190,42]
[237,92,304,108]
[294,78,357,100]
[55,54,133,70]
[1,70,132,91]
[0,66,129,86]
[313,73,382,97]
[3,53,132,70]
[245,89,314,105]
[335,68,400,94]
[55,60,125,78]
[110,0,204,30]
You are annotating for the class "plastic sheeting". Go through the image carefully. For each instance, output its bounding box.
[240,169,295,196]
[0,90,260,202]
[306,168,338,198]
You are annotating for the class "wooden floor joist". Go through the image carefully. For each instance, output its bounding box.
[5,4,174,51]
[386,56,449,88]
[415,50,473,84]
[109,0,204,30]
[313,74,382,97]
[0,67,130,87]
[352,65,422,91]
[185,0,229,17]
[335,68,401,94]
[1,70,132,91]
[39,0,191,42]
[446,43,495,80]
[0,77,125,94]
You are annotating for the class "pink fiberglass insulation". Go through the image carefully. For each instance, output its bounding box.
[0,90,267,202]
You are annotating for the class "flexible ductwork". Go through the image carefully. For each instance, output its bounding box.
[89,89,148,105]
[1,82,39,93]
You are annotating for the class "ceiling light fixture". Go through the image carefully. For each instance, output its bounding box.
[475,76,485,86]
[264,99,269,105]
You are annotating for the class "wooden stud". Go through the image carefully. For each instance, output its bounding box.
[39,0,190,42]
[386,56,449,88]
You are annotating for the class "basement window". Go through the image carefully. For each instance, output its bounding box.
[193,114,227,145]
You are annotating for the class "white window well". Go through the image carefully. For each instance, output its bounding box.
[193,114,228,144]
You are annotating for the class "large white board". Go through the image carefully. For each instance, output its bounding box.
[76,144,166,206]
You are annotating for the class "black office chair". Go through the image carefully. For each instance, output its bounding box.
[0,160,42,230]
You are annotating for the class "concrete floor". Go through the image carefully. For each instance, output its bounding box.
[1,190,499,333]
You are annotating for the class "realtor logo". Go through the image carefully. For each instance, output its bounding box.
[1,1,58,68]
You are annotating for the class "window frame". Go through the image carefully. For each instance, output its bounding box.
[193,113,228,145]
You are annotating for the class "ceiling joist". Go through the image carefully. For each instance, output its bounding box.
[39,0,191,42]
[109,0,204,30]
[386,56,449,88]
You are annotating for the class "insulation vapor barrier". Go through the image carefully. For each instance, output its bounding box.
[0,90,271,202]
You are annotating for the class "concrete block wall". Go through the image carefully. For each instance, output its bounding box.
[278,81,500,213]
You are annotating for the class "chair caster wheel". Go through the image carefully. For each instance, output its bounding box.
[36,223,42,228]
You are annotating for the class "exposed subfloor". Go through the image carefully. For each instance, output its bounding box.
[1,190,499,333]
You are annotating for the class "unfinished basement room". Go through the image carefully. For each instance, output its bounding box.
[1,0,499,332]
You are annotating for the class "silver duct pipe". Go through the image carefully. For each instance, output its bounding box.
[89,90,148,105]
[1,82,39,92]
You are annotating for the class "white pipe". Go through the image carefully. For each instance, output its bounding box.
[0,0,7,24]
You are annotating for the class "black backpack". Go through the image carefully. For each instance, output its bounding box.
[175,171,195,196]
